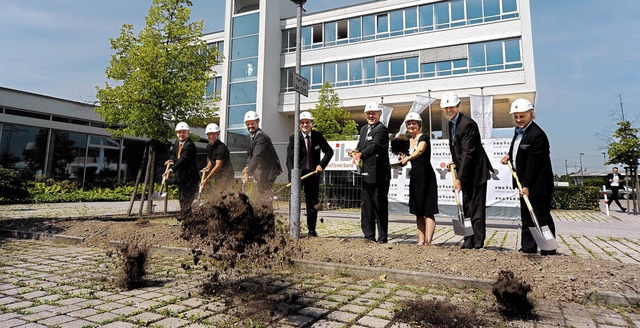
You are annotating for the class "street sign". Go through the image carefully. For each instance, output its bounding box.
[292,72,308,97]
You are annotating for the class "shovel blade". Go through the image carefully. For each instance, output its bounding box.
[528,225,558,251]
[452,216,474,236]
[452,204,474,236]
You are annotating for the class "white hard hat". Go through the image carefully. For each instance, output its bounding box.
[244,111,259,122]
[440,92,460,108]
[364,101,382,113]
[510,98,534,114]
[404,112,422,123]
[300,111,314,121]
[205,123,220,133]
[175,122,190,131]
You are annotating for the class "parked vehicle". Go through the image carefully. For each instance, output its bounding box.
[599,186,637,200]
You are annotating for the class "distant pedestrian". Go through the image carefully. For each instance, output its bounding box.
[201,123,234,195]
[442,92,493,249]
[286,111,334,237]
[163,122,199,219]
[607,167,626,212]
[399,112,438,245]
[501,98,557,255]
[349,101,391,243]
[242,111,282,197]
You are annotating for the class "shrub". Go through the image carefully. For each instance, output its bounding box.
[0,166,29,203]
[551,186,599,210]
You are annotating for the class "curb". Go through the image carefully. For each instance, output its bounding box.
[293,258,494,290]
[0,229,85,245]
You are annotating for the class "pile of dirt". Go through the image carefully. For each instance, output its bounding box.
[393,298,495,328]
[180,192,301,294]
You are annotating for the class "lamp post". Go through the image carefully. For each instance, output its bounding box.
[602,151,607,173]
[289,0,306,239]
[580,152,585,185]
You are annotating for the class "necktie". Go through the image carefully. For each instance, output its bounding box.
[305,135,312,170]
[450,121,457,143]
[515,127,524,135]
[178,143,183,158]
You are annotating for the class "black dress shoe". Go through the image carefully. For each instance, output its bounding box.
[622,208,627,212]
[460,245,470,249]
[377,239,387,244]
[540,250,557,256]
[519,248,537,254]
[308,231,317,237]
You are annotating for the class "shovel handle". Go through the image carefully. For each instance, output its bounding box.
[506,161,543,232]
[274,171,318,194]
[448,164,463,206]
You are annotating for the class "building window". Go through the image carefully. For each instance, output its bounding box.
[205,77,222,100]
[282,0,520,53]
[208,41,224,61]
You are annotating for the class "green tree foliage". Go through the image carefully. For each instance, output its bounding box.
[96,0,219,141]
[95,0,218,211]
[311,82,358,141]
[607,120,640,167]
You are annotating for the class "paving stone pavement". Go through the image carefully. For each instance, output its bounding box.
[1,200,640,327]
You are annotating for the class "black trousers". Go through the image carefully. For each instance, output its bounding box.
[610,186,625,210]
[177,177,198,219]
[301,170,320,233]
[461,181,487,248]
[520,195,556,252]
[361,180,390,242]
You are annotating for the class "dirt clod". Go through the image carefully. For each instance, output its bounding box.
[116,238,149,290]
[492,270,536,319]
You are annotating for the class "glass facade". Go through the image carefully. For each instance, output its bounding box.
[281,38,522,92]
[0,122,134,188]
[282,0,519,53]
[226,10,260,170]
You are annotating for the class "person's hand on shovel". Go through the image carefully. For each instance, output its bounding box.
[446,162,461,193]
[162,160,173,180]
[241,167,249,184]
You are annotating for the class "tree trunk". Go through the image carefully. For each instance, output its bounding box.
[145,141,158,214]
[138,146,153,216]
[127,143,150,216]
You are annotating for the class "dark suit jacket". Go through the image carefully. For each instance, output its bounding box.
[508,121,554,196]
[606,173,625,188]
[286,130,334,182]
[247,129,282,182]
[449,113,493,186]
[169,138,198,184]
[356,122,390,184]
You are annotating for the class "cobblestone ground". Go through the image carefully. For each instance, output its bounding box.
[0,239,639,328]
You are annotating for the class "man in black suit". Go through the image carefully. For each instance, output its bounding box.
[442,92,493,249]
[163,122,199,219]
[501,98,557,255]
[606,167,626,212]
[286,111,334,236]
[242,111,282,197]
[349,102,391,243]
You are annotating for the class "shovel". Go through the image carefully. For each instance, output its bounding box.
[507,161,558,251]
[193,170,207,207]
[273,171,317,199]
[449,164,474,236]
[152,163,172,201]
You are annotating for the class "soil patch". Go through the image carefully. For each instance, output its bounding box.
[1,207,639,304]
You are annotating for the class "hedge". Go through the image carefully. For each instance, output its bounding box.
[551,186,600,211]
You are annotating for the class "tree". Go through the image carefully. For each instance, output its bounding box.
[96,0,219,213]
[607,120,640,167]
[311,82,358,141]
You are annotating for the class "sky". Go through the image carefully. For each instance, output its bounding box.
[1,0,639,175]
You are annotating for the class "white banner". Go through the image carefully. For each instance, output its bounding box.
[396,95,435,137]
[324,138,520,218]
[470,95,493,139]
